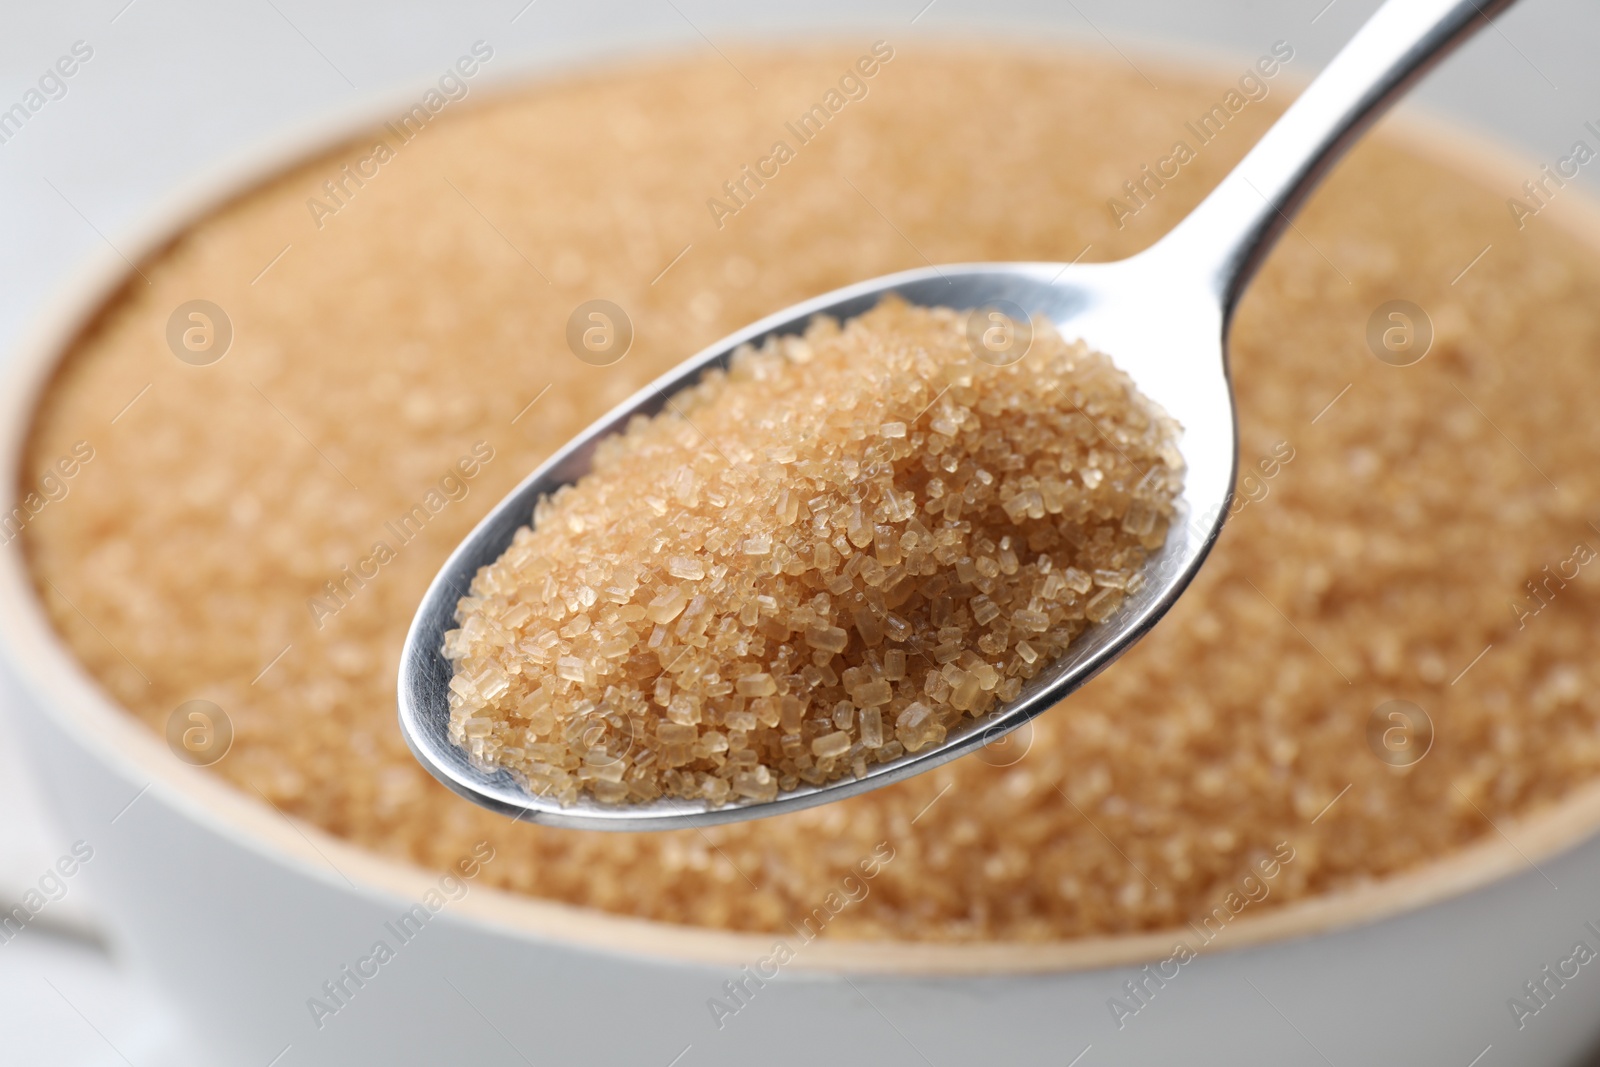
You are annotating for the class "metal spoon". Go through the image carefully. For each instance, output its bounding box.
[399,0,1513,830]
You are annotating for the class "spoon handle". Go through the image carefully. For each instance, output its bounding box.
[1150,0,1516,322]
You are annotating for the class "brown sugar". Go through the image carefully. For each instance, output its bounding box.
[444,300,1181,806]
[21,44,1600,942]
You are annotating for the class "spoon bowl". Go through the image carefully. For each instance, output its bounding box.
[400,257,1233,829]
[400,0,1512,830]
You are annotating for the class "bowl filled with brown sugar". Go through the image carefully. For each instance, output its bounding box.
[7,17,1600,1067]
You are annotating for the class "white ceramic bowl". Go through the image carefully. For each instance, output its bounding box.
[6,13,1600,1067]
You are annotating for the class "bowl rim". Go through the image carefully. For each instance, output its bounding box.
[4,41,1599,978]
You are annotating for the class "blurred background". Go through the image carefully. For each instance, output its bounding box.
[0,0,1594,1061]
